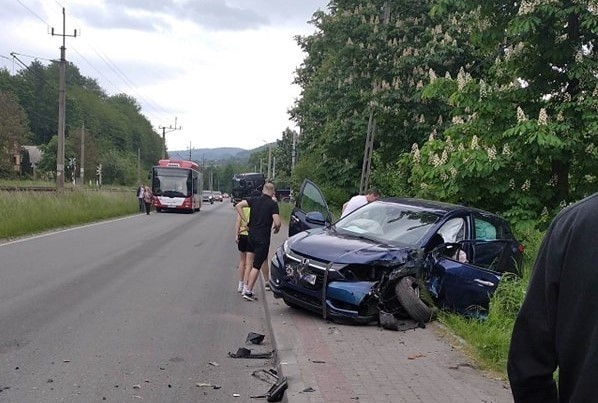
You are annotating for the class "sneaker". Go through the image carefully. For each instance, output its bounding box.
[264,283,271,291]
[238,283,244,293]
[242,292,257,301]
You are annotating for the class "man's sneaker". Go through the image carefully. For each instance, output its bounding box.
[242,292,257,301]
[264,283,271,291]
[238,283,244,293]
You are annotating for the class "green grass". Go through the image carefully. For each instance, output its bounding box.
[437,228,543,378]
[0,190,138,239]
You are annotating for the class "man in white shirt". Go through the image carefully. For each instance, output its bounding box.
[341,188,381,218]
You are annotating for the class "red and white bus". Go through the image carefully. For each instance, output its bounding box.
[151,159,203,213]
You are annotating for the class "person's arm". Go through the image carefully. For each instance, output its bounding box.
[234,213,241,243]
[272,213,281,234]
[235,200,249,222]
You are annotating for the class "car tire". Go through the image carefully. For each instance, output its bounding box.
[395,276,434,324]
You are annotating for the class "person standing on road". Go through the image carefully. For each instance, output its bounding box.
[143,185,153,215]
[136,183,145,212]
[234,203,253,293]
[235,182,281,301]
[341,188,381,218]
[507,192,598,403]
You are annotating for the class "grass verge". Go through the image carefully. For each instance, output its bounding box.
[0,190,137,240]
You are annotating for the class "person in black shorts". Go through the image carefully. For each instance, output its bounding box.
[234,182,281,301]
[234,203,253,293]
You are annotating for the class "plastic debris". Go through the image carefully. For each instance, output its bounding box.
[228,347,273,359]
[246,332,265,345]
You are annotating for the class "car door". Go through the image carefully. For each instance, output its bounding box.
[289,180,332,237]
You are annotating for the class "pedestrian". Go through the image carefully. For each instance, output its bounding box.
[341,188,381,218]
[234,182,281,301]
[507,192,598,403]
[143,185,153,215]
[234,203,253,293]
[136,183,145,212]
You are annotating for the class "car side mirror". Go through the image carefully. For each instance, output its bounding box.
[305,211,326,226]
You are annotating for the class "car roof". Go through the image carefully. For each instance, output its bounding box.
[379,197,502,218]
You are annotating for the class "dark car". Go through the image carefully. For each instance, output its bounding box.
[269,180,524,324]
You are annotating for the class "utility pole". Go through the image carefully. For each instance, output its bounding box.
[267,144,272,181]
[359,1,389,194]
[79,122,85,185]
[159,117,182,159]
[51,8,77,192]
[137,147,141,183]
[291,129,297,172]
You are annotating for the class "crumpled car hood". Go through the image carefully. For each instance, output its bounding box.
[288,228,413,265]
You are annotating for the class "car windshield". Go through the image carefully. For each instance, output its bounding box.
[335,201,441,246]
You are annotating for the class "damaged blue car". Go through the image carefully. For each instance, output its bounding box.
[269,180,524,324]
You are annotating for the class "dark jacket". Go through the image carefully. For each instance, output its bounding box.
[507,193,598,402]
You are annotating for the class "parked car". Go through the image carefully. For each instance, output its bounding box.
[202,190,214,204]
[269,180,524,324]
[212,191,223,202]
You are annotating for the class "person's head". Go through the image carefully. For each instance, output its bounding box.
[365,188,381,203]
[262,182,275,197]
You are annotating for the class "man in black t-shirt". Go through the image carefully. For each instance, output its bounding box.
[234,182,281,301]
[508,192,598,402]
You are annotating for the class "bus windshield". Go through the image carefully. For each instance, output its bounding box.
[152,167,191,197]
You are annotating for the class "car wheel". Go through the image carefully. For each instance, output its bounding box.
[395,276,434,324]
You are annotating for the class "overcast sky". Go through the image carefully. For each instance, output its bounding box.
[0,0,329,151]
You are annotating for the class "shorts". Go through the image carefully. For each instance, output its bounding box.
[249,234,270,270]
[237,234,253,253]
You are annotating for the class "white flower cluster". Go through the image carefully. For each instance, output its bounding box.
[429,132,436,142]
[449,167,458,178]
[412,143,421,163]
[420,182,429,190]
[471,135,480,150]
[521,179,531,191]
[428,68,437,83]
[509,178,516,190]
[486,146,497,161]
[518,0,536,15]
[502,143,512,156]
[457,67,467,91]
[517,106,528,123]
[479,79,488,98]
[441,150,448,164]
[452,116,465,124]
[538,108,548,125]
[547,174,558,187]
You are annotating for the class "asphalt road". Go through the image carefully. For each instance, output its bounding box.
[0,200,276,402]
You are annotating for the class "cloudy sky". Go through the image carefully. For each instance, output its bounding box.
[0,0,329,152]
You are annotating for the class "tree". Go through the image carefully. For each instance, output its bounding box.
[394,0,598,226]
[0,90,32,177]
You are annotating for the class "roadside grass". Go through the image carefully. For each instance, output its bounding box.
[0,190,137,239]
[438,228,543,378]
[278,201,292,222]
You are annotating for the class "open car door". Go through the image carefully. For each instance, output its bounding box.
[289,180,332,237]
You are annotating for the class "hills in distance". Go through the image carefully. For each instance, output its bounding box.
[167,147,257,165]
